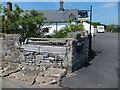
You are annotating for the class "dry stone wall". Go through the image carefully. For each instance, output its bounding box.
[1,34,25,63]
[1,33,89,72]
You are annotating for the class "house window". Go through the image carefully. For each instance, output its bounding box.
[42,27,49,33]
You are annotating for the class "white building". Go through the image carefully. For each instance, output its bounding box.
[37,0,82,36]
[38,0,91,36]
[42,24,66,35]
[82,22,96,37]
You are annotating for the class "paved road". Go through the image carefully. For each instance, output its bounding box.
[2,78,32,88]
[61,32,118,88]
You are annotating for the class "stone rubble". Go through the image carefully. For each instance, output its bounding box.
[8,65,41,86]
[0,61,23,77]
[67,72,77,77]
[0,33,89,87]
[35,75,60,85]
[0,60,66,86]
[44,68,67,78]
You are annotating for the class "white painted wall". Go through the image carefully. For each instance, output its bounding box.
[42,22,96,37]
[42,24,66,35]
[42,22,77,36]
[83,22,96,37]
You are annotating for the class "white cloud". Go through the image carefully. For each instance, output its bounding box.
[94,13,100,16]
[102,3,117,7]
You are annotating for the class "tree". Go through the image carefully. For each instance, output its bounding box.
[2,4,24,34]
[85,21,100,26]
[106,24,116,30]
[106,24,117,32]
[2,4,46,37]
[84,20,106,29]
[0,3,2,14]
[0,4,2,30]
[16,10,46,37]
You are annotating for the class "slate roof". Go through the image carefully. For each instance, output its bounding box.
[38,9,80,22]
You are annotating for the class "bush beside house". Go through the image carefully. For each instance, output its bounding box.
[52,23,85,38]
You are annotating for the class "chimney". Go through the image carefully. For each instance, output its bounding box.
[6,2,12,12]
[59,0,64,11]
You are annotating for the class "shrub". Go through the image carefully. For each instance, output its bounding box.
[52,23,85,38]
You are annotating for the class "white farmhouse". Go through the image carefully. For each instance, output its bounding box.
[38,0,82,36]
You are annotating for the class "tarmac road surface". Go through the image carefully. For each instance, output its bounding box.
[61,32,118,88]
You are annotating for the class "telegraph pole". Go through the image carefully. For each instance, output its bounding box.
[88,5,92,58]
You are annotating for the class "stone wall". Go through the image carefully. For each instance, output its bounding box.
[1,34,25,63]
[1,33,89,72]
[63,35,89,72]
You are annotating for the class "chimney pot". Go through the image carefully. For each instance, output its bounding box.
[59,0,64,11]
[6,2,12,12]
